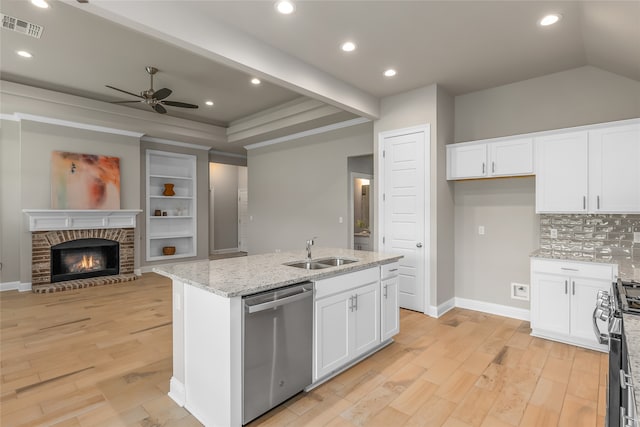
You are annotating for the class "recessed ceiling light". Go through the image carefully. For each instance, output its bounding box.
[30,0,49,9]
[383,69,397,77]
[17,50,33,58]
[341,41,357,52]
[539,14,561,26]
[205,100,214,106]
[251,78,261,85]
[275,0,295,15]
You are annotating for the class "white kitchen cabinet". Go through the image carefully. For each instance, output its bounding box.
[447,137,533,180]
[589,123,640,213]
[146,150,197,261]
[536,122,640,214]
[530,258,617,351]
[535,131,589,213]
[313,268,380,381]
[381,262,400,342]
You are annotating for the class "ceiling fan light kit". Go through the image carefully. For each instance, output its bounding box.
[106,66,199,114]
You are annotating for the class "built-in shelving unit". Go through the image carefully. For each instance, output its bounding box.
[146,150,197,261]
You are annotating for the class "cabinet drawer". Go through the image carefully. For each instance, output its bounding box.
[315,267,379,299]
[381,262,399,280]
[531,258,615,280]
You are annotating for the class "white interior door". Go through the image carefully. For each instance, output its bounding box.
[381,127,429,313]
[238,189,248,252]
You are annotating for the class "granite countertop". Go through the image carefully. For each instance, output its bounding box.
[530,249,640,283]
[153,247,402,298]
[623,314,640,416]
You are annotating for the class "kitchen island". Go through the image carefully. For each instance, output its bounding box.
[154,247,402,427]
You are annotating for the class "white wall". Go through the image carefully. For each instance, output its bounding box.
[452,65,640,309]
[210,163,241,251]
[247,122,373,255]
[0,119,22,284]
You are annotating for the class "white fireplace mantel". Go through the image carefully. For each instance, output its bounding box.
[23,209,143,232]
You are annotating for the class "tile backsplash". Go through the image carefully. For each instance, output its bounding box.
[539,214,640,261]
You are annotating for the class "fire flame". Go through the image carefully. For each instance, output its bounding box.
[79,255,94,270]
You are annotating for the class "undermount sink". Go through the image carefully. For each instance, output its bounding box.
[285,261,331,270]
[284,257,359,270]
[314,257,358,266]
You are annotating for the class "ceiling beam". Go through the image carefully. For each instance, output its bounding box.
[67,1,380,120]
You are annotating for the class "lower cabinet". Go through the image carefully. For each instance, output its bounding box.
[530,258,616,351]
[381,263,400,342]
[313,267,381,381]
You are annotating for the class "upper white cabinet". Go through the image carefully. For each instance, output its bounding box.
[146,150,197,261]
[536,122,640,213]
[447,137,533,180]
[535,131,589,213]
[589,124,640,213]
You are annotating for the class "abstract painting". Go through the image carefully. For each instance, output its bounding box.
[51,151,121,209]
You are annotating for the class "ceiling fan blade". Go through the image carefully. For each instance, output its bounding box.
[153,104,167,114]
[162,100,199,109]
[153,88,172,100]
[105,85,143,99]
[110,100,143,104]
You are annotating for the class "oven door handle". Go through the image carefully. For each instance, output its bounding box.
[592,307,609,345]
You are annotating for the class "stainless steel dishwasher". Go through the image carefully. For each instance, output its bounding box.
[242,282,313,425]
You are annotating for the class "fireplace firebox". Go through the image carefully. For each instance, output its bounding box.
[51,238,119,283]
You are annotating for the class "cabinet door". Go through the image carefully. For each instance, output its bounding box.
[381,277,399,341]
[589,124,640,213]
[352,283,380,358]
[531,273,570,335]
[447,144,487,180]
[570,277,609,345]
[314,291,351,380]
[535,131,588,213]
[489,138,533,177]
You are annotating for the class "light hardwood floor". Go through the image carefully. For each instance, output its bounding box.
[1,273,606,427]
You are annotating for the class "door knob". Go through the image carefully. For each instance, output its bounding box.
[416,242,423,248]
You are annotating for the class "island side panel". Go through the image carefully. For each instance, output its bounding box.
[184,283,242,427]
[169,279,186,406]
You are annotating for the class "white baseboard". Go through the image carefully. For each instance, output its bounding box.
[426,297,456,318]
[455,297,530,321]
[0,281,19,292]
[134,268,142,276]
[168,377,185,407]
[210,247,241,255]
[0,281,32,292]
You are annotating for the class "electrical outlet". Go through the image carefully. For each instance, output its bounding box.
[478,226,485,235]
[635,232,640,243]
[550,228,558,238]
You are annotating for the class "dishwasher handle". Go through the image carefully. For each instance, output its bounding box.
[246,287,313,314]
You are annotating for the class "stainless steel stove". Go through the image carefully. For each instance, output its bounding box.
[594,279,640,427]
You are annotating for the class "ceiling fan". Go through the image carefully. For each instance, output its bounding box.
[106,66,199,114]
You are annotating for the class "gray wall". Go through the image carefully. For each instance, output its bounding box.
[452,65,640,309]
[210,162,240,251]
[0,120,22,283]
[247,122,373,255]
[374,84,455,308]
[140,141,209,265]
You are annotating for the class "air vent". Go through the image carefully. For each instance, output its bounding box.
[1,13,43,38]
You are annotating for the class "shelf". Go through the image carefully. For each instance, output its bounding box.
[148,252,196,262]
[149,216,193,219]
[149,233,193,240]
[149,174,193,180]
[149,195,193,200]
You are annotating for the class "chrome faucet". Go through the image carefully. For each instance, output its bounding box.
[306,237,317,261]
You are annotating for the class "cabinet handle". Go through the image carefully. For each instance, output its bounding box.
[482,162,485,174]
[572,281,575,295]
[383,284,388,298]
[561,267,579,272]
[583,196,586,210]
[597,195,600,210]
[492,161,495,173]
[389,268,398,272]
[349,296,354,312]
[354,294,358,311]
[565,280,568,294]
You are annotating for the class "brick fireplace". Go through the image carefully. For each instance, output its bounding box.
[24,210,141,293]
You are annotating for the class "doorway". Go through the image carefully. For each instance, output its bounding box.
[378,125,430,313]
[349,173,374,251]
[209,163,248,256]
